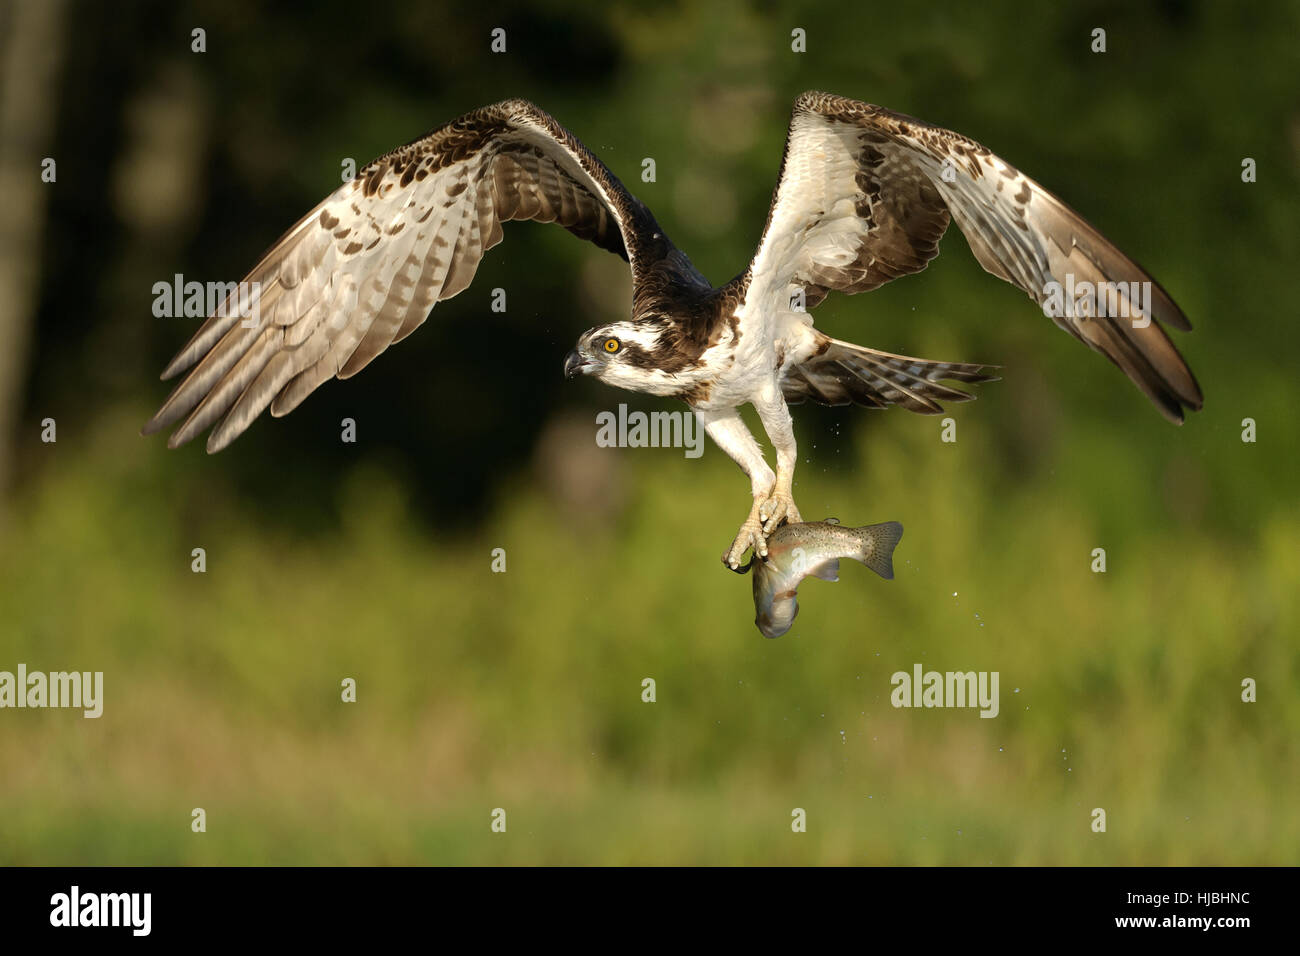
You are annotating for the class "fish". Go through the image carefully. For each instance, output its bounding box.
[741,519,903,639]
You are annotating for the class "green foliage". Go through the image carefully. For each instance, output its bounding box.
[0,393,1295,863]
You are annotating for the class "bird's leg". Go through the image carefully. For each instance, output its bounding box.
[697,407,776,571]
[753,389,802,534]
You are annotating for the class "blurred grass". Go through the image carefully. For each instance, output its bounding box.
[0,393,1295,865]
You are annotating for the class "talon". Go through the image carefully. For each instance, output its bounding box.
[723,512,768,571]
[759,491,801,534]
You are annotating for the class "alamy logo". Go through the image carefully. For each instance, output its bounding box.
[1041,274,1151,328]
[596,404,703,459]
[50,886,151,936]
[152,273,262,328]
[0,664,103,718]
[890,664,1000,718]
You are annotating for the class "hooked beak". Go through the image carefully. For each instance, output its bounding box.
[564,349,592,379]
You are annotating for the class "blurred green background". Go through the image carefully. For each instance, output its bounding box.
[0,0,1296,864]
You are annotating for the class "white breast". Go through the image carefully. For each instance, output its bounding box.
[689,296,820,410]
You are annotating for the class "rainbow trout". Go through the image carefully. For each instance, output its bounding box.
[742,519,903,638]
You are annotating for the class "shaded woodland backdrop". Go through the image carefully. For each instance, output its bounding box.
[0,0,1296,863]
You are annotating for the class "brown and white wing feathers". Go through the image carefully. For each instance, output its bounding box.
[145,99,664,452]
[746,91,1202,422]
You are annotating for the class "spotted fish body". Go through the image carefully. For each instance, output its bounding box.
[748,519,903,639]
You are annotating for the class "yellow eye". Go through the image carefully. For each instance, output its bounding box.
[603,337,620,353]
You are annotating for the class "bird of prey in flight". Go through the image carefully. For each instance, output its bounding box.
[144,92,1202,570]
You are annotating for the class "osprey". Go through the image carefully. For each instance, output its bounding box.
[144,92,1202,569]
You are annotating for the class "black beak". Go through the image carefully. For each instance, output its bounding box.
[563,350,589,379]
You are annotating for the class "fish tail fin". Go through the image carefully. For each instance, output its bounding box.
[851,521,904,580]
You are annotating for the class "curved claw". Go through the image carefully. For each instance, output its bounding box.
[722,517,767,571]
[724,555,755,575]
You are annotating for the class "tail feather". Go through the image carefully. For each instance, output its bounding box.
[785,339,999,413]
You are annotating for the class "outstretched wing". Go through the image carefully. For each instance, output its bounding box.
[745,91,1202,423]
[144,99,667,452]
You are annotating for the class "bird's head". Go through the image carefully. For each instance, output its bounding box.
[564,322,682,396]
